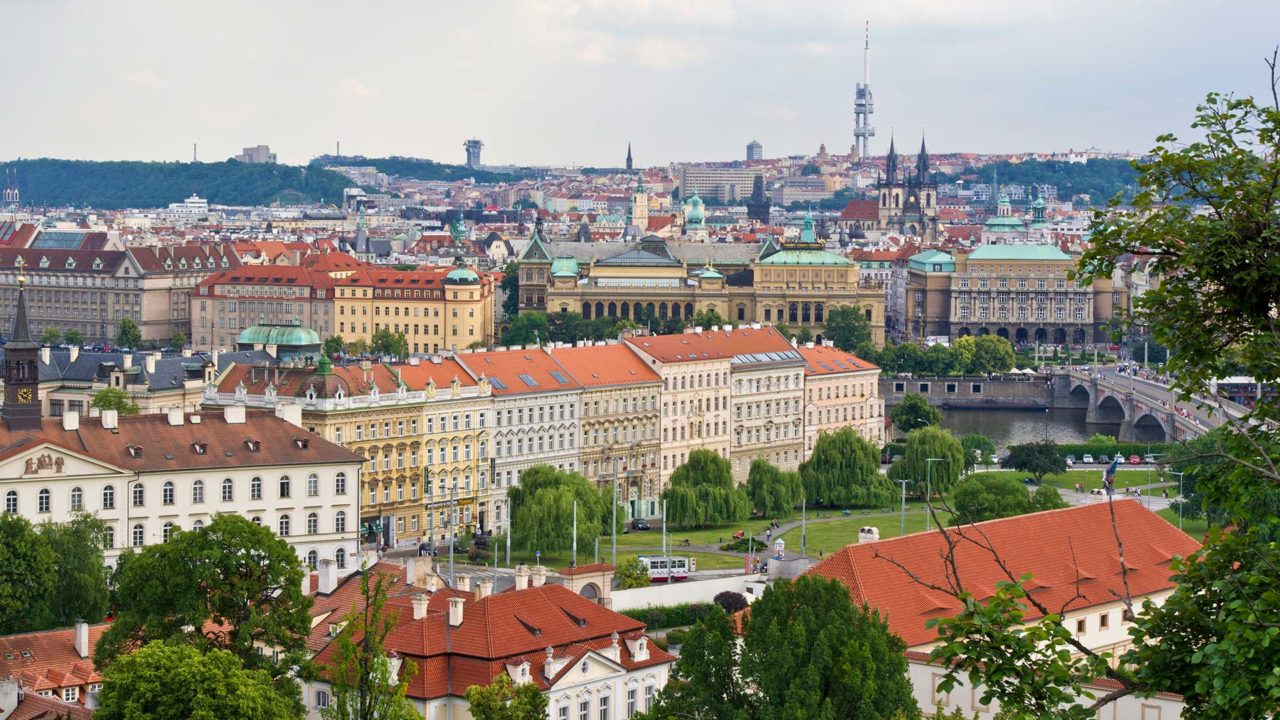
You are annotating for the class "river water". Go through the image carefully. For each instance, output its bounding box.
[940,407,1119,450]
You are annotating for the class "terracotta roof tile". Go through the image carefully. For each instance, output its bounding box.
[456,349,582,396]
[625,327,797,364]
[550,346,660,388]
[795,344,878,374]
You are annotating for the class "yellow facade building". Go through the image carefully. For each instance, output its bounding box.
[333,263,496,355]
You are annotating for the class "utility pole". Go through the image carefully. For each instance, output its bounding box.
[896,479,911,536]
[801,495,807,559]
[1166,470,1185,531]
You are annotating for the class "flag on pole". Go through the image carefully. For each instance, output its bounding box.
[1102,457,1120,494]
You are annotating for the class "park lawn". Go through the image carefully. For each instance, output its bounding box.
[776,510,950,557]
[1156,508,1210,538]
[484,547,744,572]
[975,468,1163,491]
[613,517,776,549]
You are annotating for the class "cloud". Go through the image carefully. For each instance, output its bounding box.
[122,69,164,89]
[334,78,379,100]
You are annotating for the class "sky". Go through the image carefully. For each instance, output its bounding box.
[1,0,1278,167]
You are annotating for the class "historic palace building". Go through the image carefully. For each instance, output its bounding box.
[518,216,886,346]
[904,244,1127,345]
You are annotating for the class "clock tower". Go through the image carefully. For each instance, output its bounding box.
[4,257,43,430]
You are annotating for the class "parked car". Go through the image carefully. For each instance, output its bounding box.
[1089,487,1108,496]
[1098,454,1111,465]
[630,518,651,531]
[1082,454,1095,464]
[1143,454,1158,464]
[988,454,999,465]
[1128,454,1141,464]
[1066,454,1077,464]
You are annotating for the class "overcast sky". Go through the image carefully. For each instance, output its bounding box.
[2,0,1277,167]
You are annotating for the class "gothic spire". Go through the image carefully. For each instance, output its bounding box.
[916,134,929,181]
[885,135,898,183]
[10,257,32,344]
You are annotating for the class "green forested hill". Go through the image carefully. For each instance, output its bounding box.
[0,159,354,209]
[314,155,536,184]
[939,158,1140,205]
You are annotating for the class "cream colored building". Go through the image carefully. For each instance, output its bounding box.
[333,264,496,355]
[727,340,806,483]
[797,342,884,449]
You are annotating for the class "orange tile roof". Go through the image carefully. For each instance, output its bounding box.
[806,501,1200,648]
[218,359,478,400]
[456,349,581,396]
[0,624,108,696]
[839,199,880,221]
[550,345,661,388]
[625,326,797,364]
[795,344,878,375]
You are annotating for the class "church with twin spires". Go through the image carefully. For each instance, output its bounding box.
[876,136,939,242]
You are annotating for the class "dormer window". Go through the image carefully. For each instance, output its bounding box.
[193,258,202,269]
[164,259,173,270]
[245,439,261,452]
[65,257,76,269]
[179,258,188,269]
[294,438,310,450]
[127,445,142,458]
[93,257,103,270]
[39,256,49,268]
[192,442,207,455]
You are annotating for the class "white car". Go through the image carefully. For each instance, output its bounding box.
[1082,454,1095,464]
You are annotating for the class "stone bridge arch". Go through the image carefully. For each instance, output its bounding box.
[1132,412,1169,443]
[1094,394,1126,423]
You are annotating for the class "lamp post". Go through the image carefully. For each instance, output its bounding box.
[1166,470,1185,531]
[896,479,911,536]
[925,457,949,531]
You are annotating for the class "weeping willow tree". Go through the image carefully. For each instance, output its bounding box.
[662,450,751,529]
[799,428,894,507]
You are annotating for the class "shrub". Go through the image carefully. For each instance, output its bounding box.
[714,591,749,614]
[664,628,690,647]
[623,603,715,630]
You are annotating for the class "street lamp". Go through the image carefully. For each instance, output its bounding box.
[895,479,911,536]
[1165,470,1185,531]
[925,457,949,531]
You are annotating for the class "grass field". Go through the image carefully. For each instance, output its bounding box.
[1156,507,1210,538]
[775,509,951,556]
[973,468,1166,491]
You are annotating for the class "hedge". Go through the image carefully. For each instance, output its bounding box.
[621,602,715,630]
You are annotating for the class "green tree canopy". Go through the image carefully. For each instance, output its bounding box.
[501,312,549,346]
[745,459,803,518]
[96,642,300,720]
[824,305,873,353]
[508,465,619,554]
[41,327,62,345]
[662,450,751,530]
[690,309,725,328]
[171,330,187,349]
[887,426,965,499]
[323,567,419,720]
[116,318,142,349]
[38,513,110,628]
[64,329,85,346]
[1001,441,1067,482]
[960,434,996,472]
[798,428,892,507]
[950,473,1035,525]
[91,387,140,416]
[0,513,56,634]
[890,392,941,433]
[370,328,409,358]
[96,514,313,696]
[637,604,750,720]
[500,262,520,317]
[971,335,1016,374]
[323,336,345,356]
[614,557,652,590]
[465,674,549,720]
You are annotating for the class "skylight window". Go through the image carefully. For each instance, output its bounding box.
[550,371,570,385]
[519,373,539,387]
[489,377,507,390]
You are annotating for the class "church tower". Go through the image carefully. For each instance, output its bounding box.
[876,134,938,241]
[629,178,649,233]
[626,143,633,172]
[4,258,43,430]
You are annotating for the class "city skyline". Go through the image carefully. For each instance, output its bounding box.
[1,0,1277,167]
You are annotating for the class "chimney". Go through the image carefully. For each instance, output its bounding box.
[182,348,192,357]
[318,559,338,594]
[858,526,880,544]
[74,620,90,659]
[456,575,471,592]
[412,593,429,621]
[426,574,440,593]
[167,408,184,426]
[274,404,302,427]
[693,326,703,334]
[122,353,133,369]
[604,630,621,662]
[101,409,119,430]
[791,336,798,347]
[806,341,815,349]
[145,353,157,374]
[722,324,732,332]
[40,346,50,364]
[301,567,313,597]
[265,343,278,359]
[62,410,80,431]
[476,578,493,600]
[514,564,531,591]
[223,405,246,424]
[0,678,21,717]
[448,596,465,627]
[211,349,220,368]
[531,565,547,588]
[69,345,80,363]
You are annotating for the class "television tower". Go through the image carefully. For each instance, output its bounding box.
[853,21,875,161]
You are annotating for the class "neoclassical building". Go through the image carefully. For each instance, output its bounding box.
[518,216,886,346]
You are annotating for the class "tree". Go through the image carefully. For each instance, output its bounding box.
[799,428,893,507]
[547,310,589,343]
[950,474,1034,525]
[949,336,976,375]
[41,327,62,345]
[690,309,725,328]
[91,387,140,416]
[638,604,752,720]
[824,305,872,352]
[508,465,618,554]
[922,343,953,375]
[324,336,345,356]
[370,328,408,358]
[96,514,313,696]
[745,459,803,518]
[116,317,142,349]
[347,338,370,356]
[96,642,299,720]
[740,576,918,720]
[662,450,751,529]
[501,312,549,346]
[971,335,1016,374]
[890,392,941,433]
[887,426,966,499]
[38,513,110,628]
[713,591,748,615]
[171,330,187,349]
[1030,484,1069,512]
[0,513,56,634]
[323,567,419,720]
[960,434,996,472]
[614,557,652,590]
[500,261,520,317]
[1001,441,1066,483]
[466,674,548,720]
[64,329,84,346]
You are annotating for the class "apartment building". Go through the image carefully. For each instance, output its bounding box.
[797,342,884,449]
[332,263,496,355]
[677,165,762,202]
[553,344,663,519]
[194,266,335,351]
[724,331,807,483]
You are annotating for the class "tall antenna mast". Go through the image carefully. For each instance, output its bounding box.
[853,21,876,161]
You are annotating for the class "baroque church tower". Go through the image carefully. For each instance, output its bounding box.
[3,258,43,430]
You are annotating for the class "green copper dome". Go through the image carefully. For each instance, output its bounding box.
[445,266,481,284]
[237,323,321,348]
[686,195,706,225]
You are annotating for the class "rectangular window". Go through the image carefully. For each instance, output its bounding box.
[599,695,610,720]
[579,700,590,720]
[918,382,930,393]
[971,383,983,394]
[945,383,957,393]
[1099,612,1110,630]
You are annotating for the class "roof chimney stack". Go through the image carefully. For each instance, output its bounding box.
[448,596,465,627]
[476,578,493,600]
[74,621,90,659]
[62,410,79,431]
[412,593,429,621]
[318,559,338,594]
[167,407,184,426]
[101,409,119,430]
[514,564,531,591]
[531,565,547,588]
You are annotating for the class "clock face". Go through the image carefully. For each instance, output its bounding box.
[16,388,32,403]
[910,195,918,203]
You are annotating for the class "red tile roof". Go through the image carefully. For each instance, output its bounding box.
[795,343,878,375]
[457,349,581,396]
[550,345,661,388]
[197,265,335,297]
[4,692,95,720]
[806,501,1200,647]
[0,624,107,696]
[625,326,796,364]
[218,359,477,400]
[839,200,879,221]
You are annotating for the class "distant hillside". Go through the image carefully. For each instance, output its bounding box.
[938,158,1140,205]
[315,155,537,184]
[0,159,354,209]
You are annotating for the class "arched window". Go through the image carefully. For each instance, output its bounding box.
[307,513,318,535]
[162,481,175,506]
[251,516,262,527]
[192,519,204,531]
[192,480,204,504]
[335,510,347,534]
[104,525,114,549]
[4,490,17,514]
[70,486,83,511]
[132,483,145,507]
[315,689,330,709]
[279,514,291,537]
[221,478,233,502]
[279,476,291,499]
[307,474,319,497]
[162,521,176,542]
[38,488,50,513]
[102,485,115,510]
[251,476,263,500]
[335,472,347,495]
[335,547,347,569]
[306,550,319,570]
[132,523,145,547]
